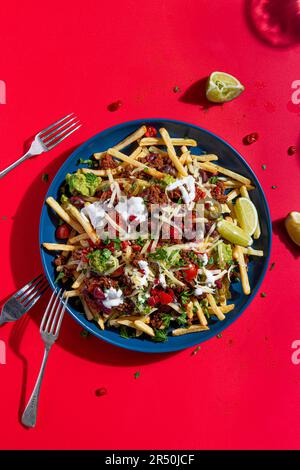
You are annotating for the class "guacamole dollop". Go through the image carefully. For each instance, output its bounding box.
[218,242,233,268]
[87,249,119,274]
[66,171,101,197]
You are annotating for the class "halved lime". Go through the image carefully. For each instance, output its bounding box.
[217,219,253,247]
[235,197,258,236]
[206,71,245,103]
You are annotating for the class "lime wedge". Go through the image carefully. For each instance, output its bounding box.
[217,219,253,247]
[206,71,245,103]
[285,211,300,246]
[235,197,258,236]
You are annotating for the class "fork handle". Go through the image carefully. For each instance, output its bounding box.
[21,345,51,428]
[0,151,33,179]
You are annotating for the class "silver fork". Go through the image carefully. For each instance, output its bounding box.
[0,274,49,326]
[22,289,67,428]
[0,113,81,179]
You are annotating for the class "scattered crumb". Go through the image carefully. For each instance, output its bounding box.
[216,333,222,339]
[173,86,181,93]
[270,262,276,271]
[80,329,89,338]
[107,100,122,112]
[95,388,107,397]
[191,345,201,356]
[42,173,49,183]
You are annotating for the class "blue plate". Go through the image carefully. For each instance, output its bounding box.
[39,119,272,353]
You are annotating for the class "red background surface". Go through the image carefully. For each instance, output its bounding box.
[0,0,300,450]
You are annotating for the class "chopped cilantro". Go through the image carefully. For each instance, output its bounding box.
[120,325,130,339]
[208,256,214,265]
[271,185,277,190]
[136,237,145,247]
[152,329,168,342]
[55,272,65,283]
[78,158,94,167]
[173,86,181,93]
[134,371,140,379]
[260,292,267,298]
[176,312,187,325]
[262,164,267,170]
[180,291,191,306]
[209,176,218,184]
[161,314,172,328]
[112,237,121,250]
[216,333,222,339]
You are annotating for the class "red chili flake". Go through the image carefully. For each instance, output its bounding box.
[107,100,122,112]
[243,132,259,145]
[145,126,157,137]
[288,145,296,156]
[95,387,107,397]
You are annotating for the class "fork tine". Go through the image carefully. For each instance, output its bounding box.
[24,284,50,311]
[14,274,44,299]
[49,292,67,335]
[22,280,49,307]
[53,297,68,337]
[18,276,47,302]
[47,124,82,150]
[38,113,74,138]
[43,288,62,333]
[41,116,78,143]
[44,120,80,146]
[40,288,58,332]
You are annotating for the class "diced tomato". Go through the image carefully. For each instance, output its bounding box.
[159,292,174,304]
[129,215,137,222]
[132,244,142,252]
[55,223,71,240]
[121,240,131,250]
[145,126,157,137]
[183,264,198,282]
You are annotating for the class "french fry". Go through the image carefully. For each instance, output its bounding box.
[172,325,209,336]
[240,185,261,239]
[69,233,89,244]
[65,203,98,244]
[42,243,80,251]
[159,128,188,177]
[192,154,219,162]
[71,271,85,289]
[199,162,252,186]
[241,247,264,257]
[134,320,155,337]
[194,300,208,326]
[63,289,81,298]
[206,293,225,320]
[226,188,240,202]
[179,145,190,165]
[94,125,147,160]
[207,304,235,315]
[107,148,165,179]
[233,245,251,295]
[80,296,94,320]
[186,301,194,319]
[81,167,121,176]
[46,197,83,233]
[140,137,197,147]
[97,315,105,330]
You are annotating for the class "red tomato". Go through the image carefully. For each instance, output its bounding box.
[55,223,71,240]
[121,240,131,250]
[184,264,198,282]
[159,292,174,304]
[145,126,157,137]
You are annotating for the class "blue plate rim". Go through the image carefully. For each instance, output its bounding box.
[39,118,272,353]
